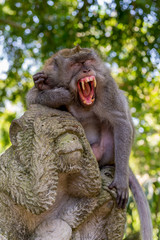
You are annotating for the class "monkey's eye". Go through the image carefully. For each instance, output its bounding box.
[85,59,95,65]
[71,62,82,68]
[70,62,82,70]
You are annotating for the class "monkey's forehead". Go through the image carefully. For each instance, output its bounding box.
[45,47,99,66]
[57,47,95,58]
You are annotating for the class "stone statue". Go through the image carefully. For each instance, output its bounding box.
[0,104,126,240]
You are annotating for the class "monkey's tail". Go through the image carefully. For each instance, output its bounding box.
[129,167,153,240]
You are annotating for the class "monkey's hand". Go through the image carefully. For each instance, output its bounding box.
[33,71,50,90]
[109,177,129,209]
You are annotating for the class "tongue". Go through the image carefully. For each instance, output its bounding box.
[83,83,90,97]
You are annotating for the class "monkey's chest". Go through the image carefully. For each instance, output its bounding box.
[68,105,114,164]
[83,121,114,165]
[83,123,100,145]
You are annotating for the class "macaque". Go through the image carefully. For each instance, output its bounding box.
[26,46,152,239]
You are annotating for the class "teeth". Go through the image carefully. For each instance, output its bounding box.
[80,76,96,89]
[81,81,85,90]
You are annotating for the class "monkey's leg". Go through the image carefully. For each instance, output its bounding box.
[108,119,132,209]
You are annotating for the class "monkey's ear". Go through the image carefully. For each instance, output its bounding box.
[9,119,23,146]
[53,57,59,69]
[73,45,82,53]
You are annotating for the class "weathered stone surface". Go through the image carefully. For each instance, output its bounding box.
[0,104,126,240]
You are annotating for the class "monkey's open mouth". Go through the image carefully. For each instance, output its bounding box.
[77,76,96,106]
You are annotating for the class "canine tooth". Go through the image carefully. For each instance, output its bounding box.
[94,79,96,87]
[81,81,85,90]
[85,77,89,82]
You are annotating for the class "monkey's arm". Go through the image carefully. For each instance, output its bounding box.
[26,87,39,107]
[35,87,73,108]
[26,86,73,108]
[109,115,133,208]
[101,83,133,208]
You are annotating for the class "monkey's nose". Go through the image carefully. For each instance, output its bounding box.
[83,68,90,73]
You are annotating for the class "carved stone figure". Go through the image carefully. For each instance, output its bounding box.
[0,104,126,240]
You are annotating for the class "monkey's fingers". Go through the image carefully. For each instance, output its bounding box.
[109,181,128,208]
[35,77,46,84]
[33,71,47,81]
[108,181,116,190]
[34,77,46,88]
[117,191,128,209]
[123,191,129,208]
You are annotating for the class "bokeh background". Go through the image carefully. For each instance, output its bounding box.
[0,0,159,239]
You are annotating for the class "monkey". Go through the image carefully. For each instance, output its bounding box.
[27,45,132,208]
[26,46,153,240]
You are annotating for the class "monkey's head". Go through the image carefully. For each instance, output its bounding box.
[42,45,109,107]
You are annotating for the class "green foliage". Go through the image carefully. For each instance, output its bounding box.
[0,0,160,238]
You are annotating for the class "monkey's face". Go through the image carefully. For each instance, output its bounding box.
[65,51,103,107]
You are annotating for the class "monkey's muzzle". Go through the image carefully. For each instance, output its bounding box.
[77,76,96,106]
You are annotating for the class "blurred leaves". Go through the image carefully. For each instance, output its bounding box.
[0,0,160,239]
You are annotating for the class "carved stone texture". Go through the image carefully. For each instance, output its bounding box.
[0,104,126,240]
